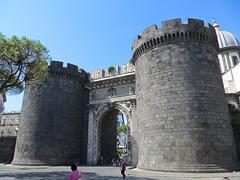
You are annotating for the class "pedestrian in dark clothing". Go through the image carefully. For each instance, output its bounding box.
[120,159,126,179]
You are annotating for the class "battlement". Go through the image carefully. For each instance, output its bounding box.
[162,18,204,28]
[90,63,135,80]
[49,61,88,81]
[132,18,219,64]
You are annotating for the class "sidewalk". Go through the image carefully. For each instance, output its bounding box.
[0,164,240,179]
[129,168,240,180]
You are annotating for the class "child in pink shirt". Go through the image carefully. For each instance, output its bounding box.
[68,164,83,180]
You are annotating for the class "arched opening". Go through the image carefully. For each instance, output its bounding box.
[98,108,128,165]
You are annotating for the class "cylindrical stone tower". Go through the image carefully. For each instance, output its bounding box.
[132,18,239,172]
[12,61,89,165]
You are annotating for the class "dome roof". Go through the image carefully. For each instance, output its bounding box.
[213,21,240,48]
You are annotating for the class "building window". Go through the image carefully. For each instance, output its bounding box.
[232,56,239,66]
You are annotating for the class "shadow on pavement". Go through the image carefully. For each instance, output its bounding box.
[0,171,156,180]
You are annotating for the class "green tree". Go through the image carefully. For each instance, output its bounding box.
[117,123,127,134]
[117,123,127,149]
[0,33,50,95]
[108,66,116,74]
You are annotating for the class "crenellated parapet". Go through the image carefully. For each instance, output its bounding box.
[90,63,135,80]
[49,61,88,81]
[131,18,219,64]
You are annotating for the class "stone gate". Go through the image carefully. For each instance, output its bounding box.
[1,18,240,172]
[86,63,137,165]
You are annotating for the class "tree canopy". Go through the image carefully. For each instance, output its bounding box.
[0,33,50,94]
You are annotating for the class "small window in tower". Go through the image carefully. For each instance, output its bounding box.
[232,56,239,66]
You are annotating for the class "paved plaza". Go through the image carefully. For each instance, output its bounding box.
[0,164,240,180]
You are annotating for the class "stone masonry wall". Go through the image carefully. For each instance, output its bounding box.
[132,18,239,172]
[12,61,89,165]
[0,113,20,163]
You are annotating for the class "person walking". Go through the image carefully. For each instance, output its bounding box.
[120,159,126,179]
[67,163,83,180]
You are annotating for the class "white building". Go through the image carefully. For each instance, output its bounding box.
[214,21,240,107]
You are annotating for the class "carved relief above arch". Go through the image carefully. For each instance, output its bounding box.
[95,101,133,124]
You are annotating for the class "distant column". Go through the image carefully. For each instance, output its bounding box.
[87,108,95,165]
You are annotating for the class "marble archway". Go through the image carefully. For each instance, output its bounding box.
[87,100,135,165]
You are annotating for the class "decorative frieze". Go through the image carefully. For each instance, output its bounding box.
[89,73,135,90]
[90,63,135,80]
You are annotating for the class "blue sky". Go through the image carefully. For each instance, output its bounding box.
[1,0,240,112]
